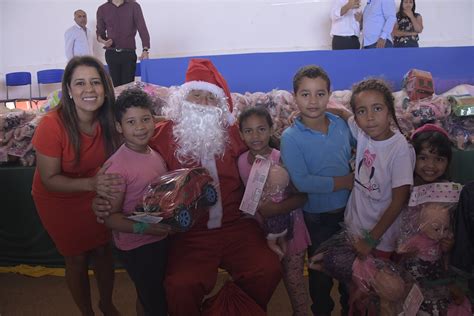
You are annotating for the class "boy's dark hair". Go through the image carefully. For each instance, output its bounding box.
[115,88,154,122]
[412,130,453,163]
[293,65,331,93]
[350,78,402,133]
[237,106,280,149]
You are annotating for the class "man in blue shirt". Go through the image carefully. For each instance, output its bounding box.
[362,0,396,48]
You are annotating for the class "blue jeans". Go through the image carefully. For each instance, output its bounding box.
[304,210,349,315]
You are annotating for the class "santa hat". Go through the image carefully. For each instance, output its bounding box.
[411,123,450,140]
[180,59,235,229]
[181,58,233,112]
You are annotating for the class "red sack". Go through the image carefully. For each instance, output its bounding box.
[202,281,266,316]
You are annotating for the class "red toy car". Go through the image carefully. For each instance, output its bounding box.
[135,168,218,231]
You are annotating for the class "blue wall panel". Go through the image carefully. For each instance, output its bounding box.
[141,46,474,94]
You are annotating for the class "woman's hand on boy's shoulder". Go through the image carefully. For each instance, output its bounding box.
[326,107,353,121]
[92,162,125,200]
[288,110,300,126]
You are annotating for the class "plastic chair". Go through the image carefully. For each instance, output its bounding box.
[37,69,64,97]
[5,72,32,100]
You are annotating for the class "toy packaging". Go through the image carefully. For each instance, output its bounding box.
[113,81,171,116]
[240,155,293,258]
[240,156,272,216]
[309,230,414,316]
[309,229,356,284]
[443,116,474,150]
[447,95,474,117]
[0,110,40,165]
[40,89,62,113]
[130,167,218,231]
[351,256,409,316]
[260,162,294,258]
[397,182,469,315]
[403,69,435,101]
[260,163,293,239]
[404,95,450,127]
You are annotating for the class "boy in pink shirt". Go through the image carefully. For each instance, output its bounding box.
[104,88,170,315]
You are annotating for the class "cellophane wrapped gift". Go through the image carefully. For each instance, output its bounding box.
[133,167,218,231]
[397,182,471,315]
[0,109,42,166]
[403,69,435,101]
[351,256,409,316]
[114,81,172,116]
[39,89,61,113]
[448,95,474,117]
[309,229,412,315]
[259,162,294,239]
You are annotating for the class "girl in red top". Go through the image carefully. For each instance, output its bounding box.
[32,56,121,315]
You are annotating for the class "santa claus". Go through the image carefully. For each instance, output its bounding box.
[91,59,280,315]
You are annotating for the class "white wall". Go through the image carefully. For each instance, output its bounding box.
[0,0,4,80]
[1,0,473,99]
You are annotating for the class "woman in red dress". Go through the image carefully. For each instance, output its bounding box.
[32,56,122,315]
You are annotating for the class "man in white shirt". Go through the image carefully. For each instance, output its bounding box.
[64,10,94,60]
[330,0,362,50]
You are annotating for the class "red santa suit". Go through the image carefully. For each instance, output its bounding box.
[149,59,282,316]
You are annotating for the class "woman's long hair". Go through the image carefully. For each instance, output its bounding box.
[56,55,120,164]
[397,0,417,19]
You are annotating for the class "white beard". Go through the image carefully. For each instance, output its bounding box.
[164,91,231,229]
[171,100,228,164]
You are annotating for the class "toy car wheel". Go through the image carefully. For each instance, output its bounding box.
[176,207,192,229]
[202,184,218,206]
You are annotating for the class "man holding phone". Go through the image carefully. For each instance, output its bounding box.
[330,0,363,50]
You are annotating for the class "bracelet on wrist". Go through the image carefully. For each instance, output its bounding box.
[133,222,149,234]
[362,229,380,248]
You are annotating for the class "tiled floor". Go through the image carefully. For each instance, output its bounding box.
[0,272,287,315]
